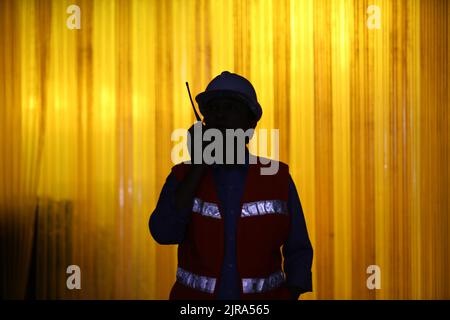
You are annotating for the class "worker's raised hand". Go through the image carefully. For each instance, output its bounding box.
[187,121,209,165]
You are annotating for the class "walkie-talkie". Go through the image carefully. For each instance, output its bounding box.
[185,82,202,122]
[185,82,205,164]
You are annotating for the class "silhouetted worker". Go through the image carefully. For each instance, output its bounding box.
[149,71,313,300]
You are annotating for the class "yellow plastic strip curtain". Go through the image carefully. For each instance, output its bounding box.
[0,0,449,299]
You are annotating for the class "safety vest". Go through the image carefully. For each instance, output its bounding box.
[169,157,292,300]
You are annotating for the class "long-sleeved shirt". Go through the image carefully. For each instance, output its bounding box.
[149,162,313,299]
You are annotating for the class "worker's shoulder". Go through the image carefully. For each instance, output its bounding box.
[171,161,191,176]
[171,160,191,168]
[170,157,290,177]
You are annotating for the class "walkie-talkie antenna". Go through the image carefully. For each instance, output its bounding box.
[185,81,201,122]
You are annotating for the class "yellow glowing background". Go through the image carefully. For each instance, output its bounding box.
[0,0,449,299]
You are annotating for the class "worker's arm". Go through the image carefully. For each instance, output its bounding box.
[149,172,192,245]
[174,122,209,210]
[149,164,207,244]
[283,175,314,300]
[174,164,206,210]
[149,123,208,244]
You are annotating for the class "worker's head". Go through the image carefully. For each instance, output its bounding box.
[193,72,262,165]
[195,71,262,131]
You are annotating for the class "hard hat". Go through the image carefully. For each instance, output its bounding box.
[195,71,263,121]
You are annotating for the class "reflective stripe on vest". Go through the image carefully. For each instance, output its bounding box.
[241,200,288,217]
[192,198,288,219]
[176,267,286,294]
[176,267,216,294]
[192,198,221,219]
